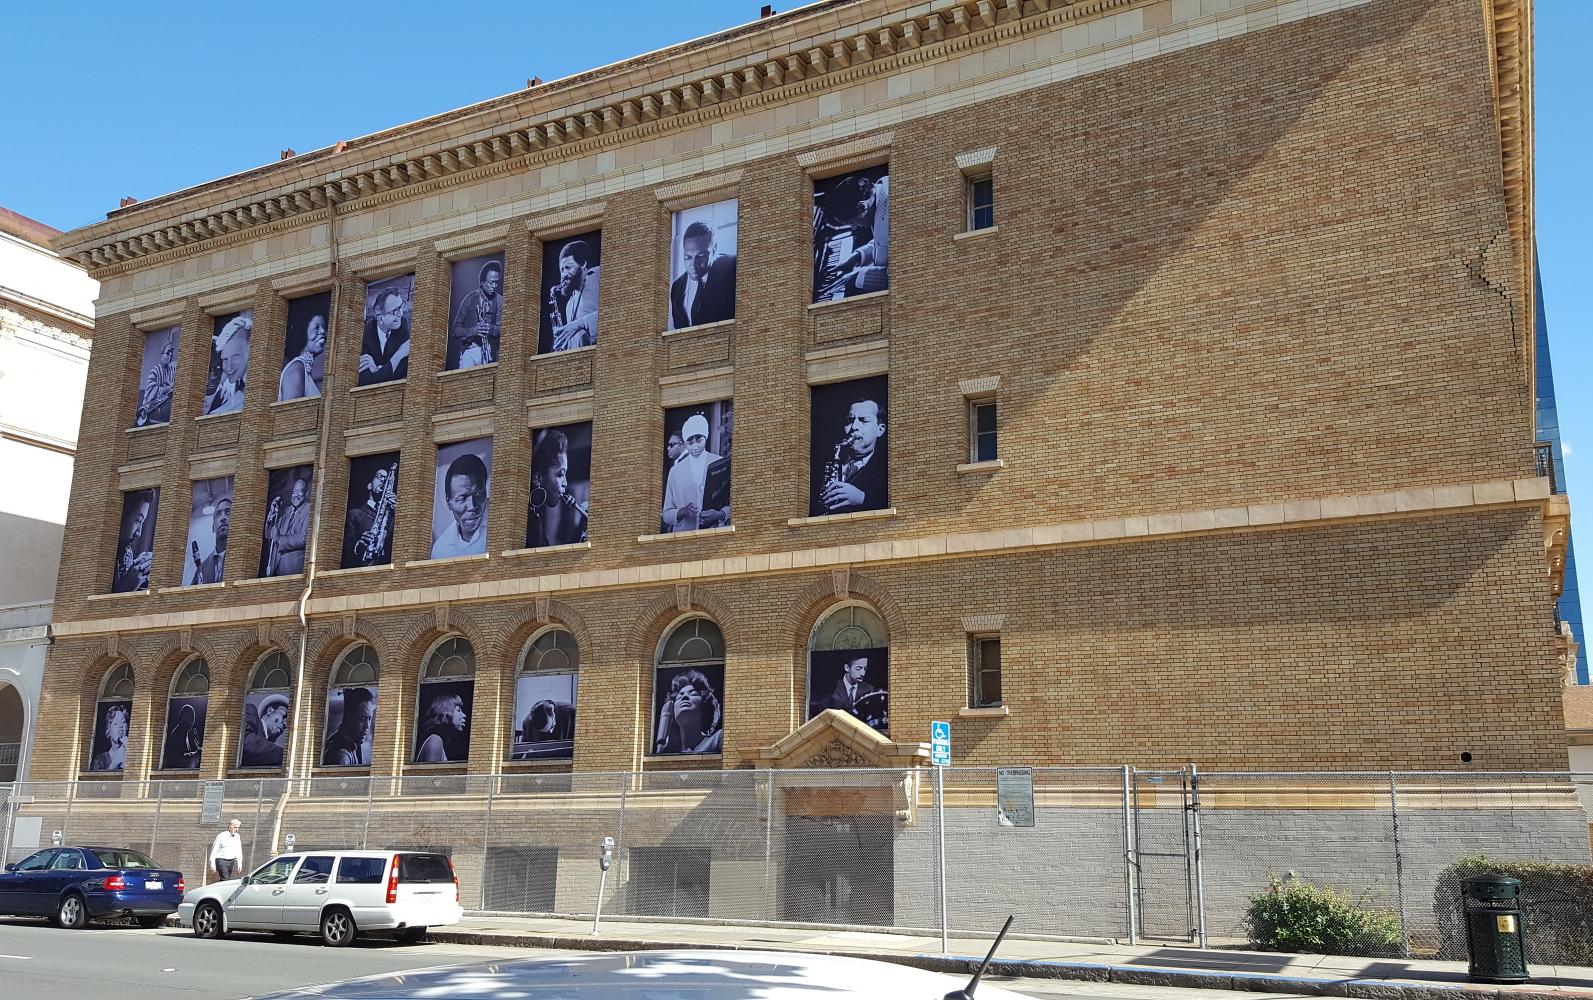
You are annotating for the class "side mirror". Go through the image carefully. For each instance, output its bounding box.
[3,863,15,873]
[238,875,251,886]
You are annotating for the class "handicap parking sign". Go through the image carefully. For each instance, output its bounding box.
[931,720,951,766]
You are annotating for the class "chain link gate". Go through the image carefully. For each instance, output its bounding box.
[1129,767,1201,943]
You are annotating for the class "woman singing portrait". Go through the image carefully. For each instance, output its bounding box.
[414,693,469,763]
[653,668,723,755]
[526,428,588,548]
[278,313,326,400]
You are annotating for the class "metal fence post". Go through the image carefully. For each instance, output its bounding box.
[361,775,374,849]
[0,784,15,864]
[62,778,77,845]
[149,779,165,855]
[936,764,948,954]
[762,770,775,921]
[250,779,264,867]
[1121,765,1137,945]
[479,776,496,911]
[612,772,630,916]
[1389,771,1410,958]
[1189,764,1207,949]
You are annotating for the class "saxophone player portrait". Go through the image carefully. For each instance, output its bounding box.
[809,376,889,517]
[342,453,400,568]
[537,231,601,355]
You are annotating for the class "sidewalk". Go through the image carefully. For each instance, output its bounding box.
[425,915,1593,999]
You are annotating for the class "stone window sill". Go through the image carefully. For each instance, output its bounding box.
[639,525,735,543]
[957,459,1006,475]
[787,507,898,528]
[502,541,592,557]
[954,225,999,242]
[959,706,1009,719]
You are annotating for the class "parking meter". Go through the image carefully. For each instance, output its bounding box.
[51,830,62,846]
[599,836,614,872]
[284,833,296,851]
[593,836,616,935]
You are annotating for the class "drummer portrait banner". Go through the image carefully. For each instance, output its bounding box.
[808,646,890,737]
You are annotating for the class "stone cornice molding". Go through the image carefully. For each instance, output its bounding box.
[57,0,1148,277]
[51,475,1557,640]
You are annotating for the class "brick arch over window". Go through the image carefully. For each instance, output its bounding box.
[307,620,392,678]
[627,586,738,663]
[392,607,493,673]
[499,600,596,663]
[783,571,906,654]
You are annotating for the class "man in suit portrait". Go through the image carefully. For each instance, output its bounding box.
[830,654,876,714]
[359,288,411,385]
[815,395,887,514]
[240,694,289,768]
[669,221,737,329]
[188,494,230,585]
[264,476,310,577]
[547,240,599,352]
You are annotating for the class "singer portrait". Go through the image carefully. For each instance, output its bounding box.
[809,376,889,516]
[811,165,889,302]
[342,453,400,568]
[278,291,330,401]
[668,200,738,330]
[430,439,491,560]
[358,274,413,386]
[203,310,253,415]
[538,231,601,354]
[526,423,590,549]
[111,488,159,594]
[260,466,312,577]
[447,254,503,370]
[134,326,179,426]
[184,477,234,586]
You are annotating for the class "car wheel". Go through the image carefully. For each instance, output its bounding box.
[56,894,88,930]
[192,901,224,939]
[396,926,427,944]
[319,907,356,948]
[135,915,167,929]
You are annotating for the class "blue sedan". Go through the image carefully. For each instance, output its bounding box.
[0,846,184,928]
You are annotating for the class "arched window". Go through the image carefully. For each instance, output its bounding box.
[86,663,134,773]
[807,603,890,736]
[651,617,724,757]
[511,628,578,761]
[238,650,292,769]
[322,644,379,768]
[413,637,475,764]
[160,657,209,771]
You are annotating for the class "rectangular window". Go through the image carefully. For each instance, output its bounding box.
[293,856,335,883]
[970,636,1002,708]
[970,400,998,464]
[335,856,386,884]
[967,175,994,232]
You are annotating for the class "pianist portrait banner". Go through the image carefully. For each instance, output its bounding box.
[811,164,889,303]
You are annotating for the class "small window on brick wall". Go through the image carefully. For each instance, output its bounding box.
[966,174,994,232]
[969,398,998,464]
[968,636,1002,708]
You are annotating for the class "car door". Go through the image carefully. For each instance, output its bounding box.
[0,849,56,915]
[226,856,299,930]
[280,855,336,930]
[43,849,89,906]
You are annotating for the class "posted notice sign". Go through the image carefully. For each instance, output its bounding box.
[996,767,1035,828]
[931,720,951,767]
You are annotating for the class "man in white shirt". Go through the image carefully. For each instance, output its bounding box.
[431,452,489,559]
[209,818,244,881]
[661,414,728,532]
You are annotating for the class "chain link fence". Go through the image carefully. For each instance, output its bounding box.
[2,768,1589,958]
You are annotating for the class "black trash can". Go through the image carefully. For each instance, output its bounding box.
[1461,874,1529,984]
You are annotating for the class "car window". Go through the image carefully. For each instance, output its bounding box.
[49,851,85,871]
[398,853,454,884]
[14,850,57,872]
[86,849,158,870]
[334,856,386,885]
[249,857,300,885]
[293,856,335,884]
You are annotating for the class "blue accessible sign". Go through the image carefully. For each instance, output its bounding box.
[930,720,951,767]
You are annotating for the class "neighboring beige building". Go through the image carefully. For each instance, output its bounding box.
[36,0,1562,788]
[0,206,96,782]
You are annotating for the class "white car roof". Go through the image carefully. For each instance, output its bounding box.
[256,949,1028,998]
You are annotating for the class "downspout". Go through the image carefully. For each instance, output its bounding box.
[269,203,342,851]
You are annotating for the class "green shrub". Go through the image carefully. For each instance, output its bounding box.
[1245,872,1404,957]
[1432,854,1593,965]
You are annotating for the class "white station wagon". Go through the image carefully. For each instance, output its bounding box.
[179,849,462,946]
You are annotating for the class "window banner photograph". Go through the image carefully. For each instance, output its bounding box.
[511,672,576,761]
[413,679,474,764]
[446,252,504,370]
[238,690,290,769]
[278,291,330,401]
[526,422,590,549]
[202,308,253,415]
[110,488,159,594]
[808,376,888,517]
[183,476,234,586]
[811,164,889,302]
[161,695,207,771]
[651,663,725,756]
[342,452,399,569]
[322,684,377,767]
[134,325,179,426]
[668,199,738,330]
[431,437,492,560]
[537,230,601,354]
[808,646,889,736]
[358,273,414,386]
[259,464,313,578]
[86,699,132,772]
[659,400,732,534]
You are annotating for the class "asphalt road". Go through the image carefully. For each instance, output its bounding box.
[0,917,1305,1000]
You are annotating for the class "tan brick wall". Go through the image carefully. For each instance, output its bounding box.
[32,0,1562,779]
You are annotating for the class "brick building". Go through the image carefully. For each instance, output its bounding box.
[37,0,1560,789]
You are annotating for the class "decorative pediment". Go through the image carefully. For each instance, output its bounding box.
[746,708,929,771]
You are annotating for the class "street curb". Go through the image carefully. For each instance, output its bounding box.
[420,929,1593,999]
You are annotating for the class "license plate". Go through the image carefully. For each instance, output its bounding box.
[145,881,163,890]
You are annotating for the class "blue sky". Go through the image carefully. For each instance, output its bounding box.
[6,1,1589,596]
